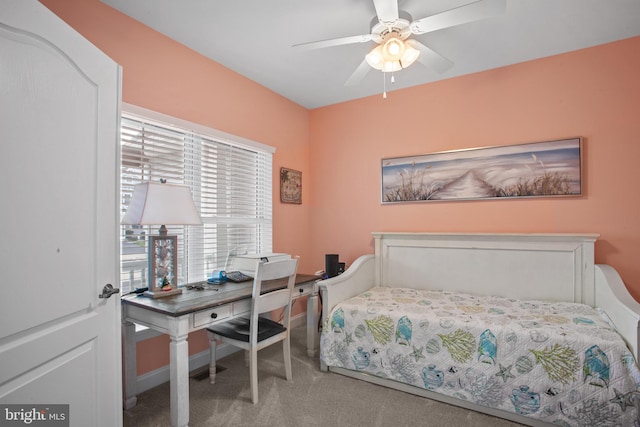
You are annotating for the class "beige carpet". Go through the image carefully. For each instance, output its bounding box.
[123,326,523,427]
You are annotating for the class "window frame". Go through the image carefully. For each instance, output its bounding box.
[119,103,275,294]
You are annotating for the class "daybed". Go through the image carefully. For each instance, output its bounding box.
[319,232,640,426]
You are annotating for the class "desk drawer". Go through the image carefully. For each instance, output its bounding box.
[192,305,232,328]
[233,299,251,316]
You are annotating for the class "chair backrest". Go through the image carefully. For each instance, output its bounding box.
[250,258,299,324]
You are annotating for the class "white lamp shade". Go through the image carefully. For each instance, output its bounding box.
[382,36,405,61]
[401,41,420,68]
[365,45,384,69]
[121,181,202,226]
[382,60,402,72]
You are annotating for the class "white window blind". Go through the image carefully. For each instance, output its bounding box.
[120,108,273,293]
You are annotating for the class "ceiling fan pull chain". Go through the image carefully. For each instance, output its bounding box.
[382,71,387,99]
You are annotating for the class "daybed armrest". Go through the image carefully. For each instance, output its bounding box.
[318,254,375,320]
[595,264,640,364]
[318,254,375,372]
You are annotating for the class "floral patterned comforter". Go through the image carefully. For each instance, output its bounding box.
[320,287,640,426]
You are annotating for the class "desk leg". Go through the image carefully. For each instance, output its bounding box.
[306,293,319,357]
[170,333,189,427]
[122,320,138,410]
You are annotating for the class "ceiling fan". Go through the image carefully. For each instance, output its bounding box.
[293,0,506,87]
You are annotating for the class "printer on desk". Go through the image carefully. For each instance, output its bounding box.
[229,252,291,275]
[211,252,291,282]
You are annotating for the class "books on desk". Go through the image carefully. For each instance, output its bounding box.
[225,271,252,282]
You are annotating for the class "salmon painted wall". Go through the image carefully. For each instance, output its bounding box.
[41,0,640,380]
[309,36,640,301]
[40,0,312,376]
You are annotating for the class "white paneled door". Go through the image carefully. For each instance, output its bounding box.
[0,1,122,426]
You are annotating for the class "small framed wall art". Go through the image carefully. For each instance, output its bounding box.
[280,167,302,204]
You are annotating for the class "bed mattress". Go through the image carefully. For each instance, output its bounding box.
[320,287,640,426]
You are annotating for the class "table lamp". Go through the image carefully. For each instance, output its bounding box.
[121,180,202,298]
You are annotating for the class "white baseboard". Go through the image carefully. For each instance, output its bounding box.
[134,312,307,394]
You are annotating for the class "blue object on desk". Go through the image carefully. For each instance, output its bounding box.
[208,270,227,284]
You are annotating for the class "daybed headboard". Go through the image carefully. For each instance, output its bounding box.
[372,232,599,306]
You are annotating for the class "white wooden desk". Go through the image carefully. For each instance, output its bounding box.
[121,274,320,427]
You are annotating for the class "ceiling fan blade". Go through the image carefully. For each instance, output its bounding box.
[408,40,453,73]
[410,0,506,35]
[345,59,372,86]
[293,34,373,51]
[372,0,399,25]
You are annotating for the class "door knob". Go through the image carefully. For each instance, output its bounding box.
[99,283,120,299]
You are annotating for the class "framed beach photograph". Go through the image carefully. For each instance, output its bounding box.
[381,137,582,204]
[280,167,302,204]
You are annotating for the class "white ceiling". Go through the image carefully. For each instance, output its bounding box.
[101,0,640,109]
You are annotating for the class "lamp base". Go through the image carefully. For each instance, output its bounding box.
[143,287,183,298]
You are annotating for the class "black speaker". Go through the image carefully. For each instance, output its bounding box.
[325,254,339,278]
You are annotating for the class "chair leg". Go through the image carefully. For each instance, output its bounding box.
[244,349,250,367]
[283,335,292,381]
[206,332,217,384]
[249,348,259,404]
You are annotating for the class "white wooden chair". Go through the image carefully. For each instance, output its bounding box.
[206,258,299,404]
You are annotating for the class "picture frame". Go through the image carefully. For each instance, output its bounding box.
[280,167,302,204]
[146,234,180,297]
[381,137,582,204]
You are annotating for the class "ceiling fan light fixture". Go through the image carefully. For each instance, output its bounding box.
[366,49,401,72]
[366,33,420,72]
